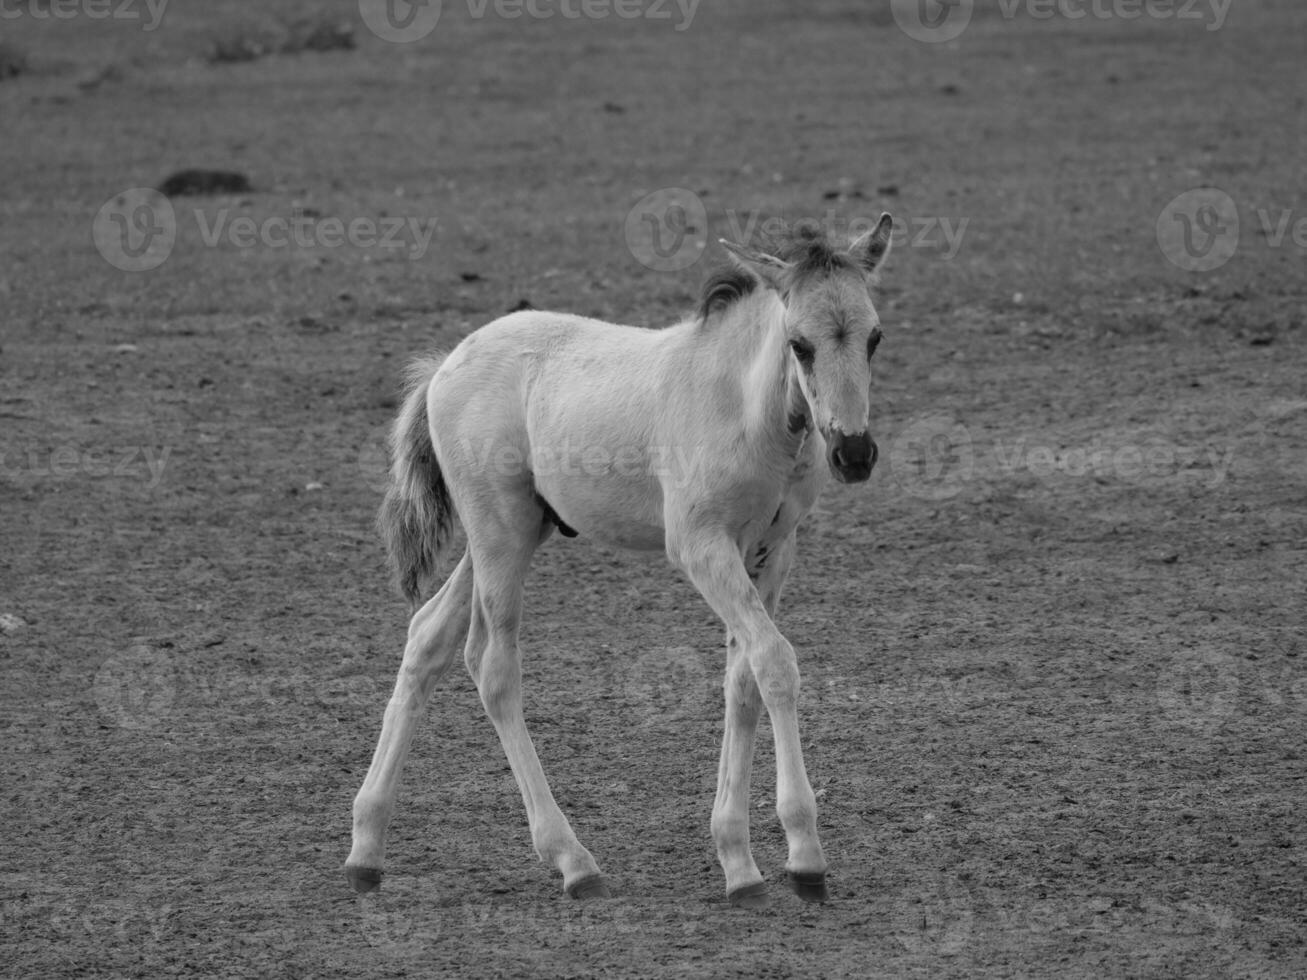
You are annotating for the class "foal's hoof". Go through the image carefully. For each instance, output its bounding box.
[787,871,829,903]
[566,874,612,900]
[727,882,771,910]
[345,865,383,894]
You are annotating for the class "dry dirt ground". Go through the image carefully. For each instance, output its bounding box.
[2,1,1305,977]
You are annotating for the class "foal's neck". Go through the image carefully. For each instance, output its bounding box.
[736,292,808,445]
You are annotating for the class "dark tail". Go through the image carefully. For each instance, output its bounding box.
[377,354,455,607]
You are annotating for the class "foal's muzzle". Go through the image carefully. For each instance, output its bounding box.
[827,430,878,483]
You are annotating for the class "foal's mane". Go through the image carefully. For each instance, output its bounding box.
[696,266,758,322]
[696,224,856,324]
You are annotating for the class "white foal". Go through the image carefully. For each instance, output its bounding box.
[346,214,894,908]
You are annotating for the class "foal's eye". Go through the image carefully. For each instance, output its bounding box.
[866,328,883,360]
[789,339,816,368]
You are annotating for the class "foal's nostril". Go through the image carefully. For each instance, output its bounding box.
[828,431,876,481]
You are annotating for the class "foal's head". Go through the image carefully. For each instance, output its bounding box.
[721,214,893,483]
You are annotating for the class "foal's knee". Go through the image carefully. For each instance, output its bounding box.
[723,655,762,715]
[751,637,801,709]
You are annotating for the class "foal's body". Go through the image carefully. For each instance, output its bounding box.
[347,217,893,907]
[454,305,821,554]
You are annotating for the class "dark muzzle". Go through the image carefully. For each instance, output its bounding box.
[827,430,878,483]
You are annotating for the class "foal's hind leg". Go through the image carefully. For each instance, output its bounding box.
[462,514,609,898]
[346,553,473,892]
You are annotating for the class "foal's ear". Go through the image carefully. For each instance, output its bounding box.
[719,240,792,292]
[849,212,894,277]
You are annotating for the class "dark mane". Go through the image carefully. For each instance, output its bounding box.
[696,265,758,322]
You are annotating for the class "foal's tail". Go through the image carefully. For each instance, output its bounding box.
[378,353,456,608]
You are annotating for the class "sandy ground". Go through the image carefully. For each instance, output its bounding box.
[2,1,1304,977]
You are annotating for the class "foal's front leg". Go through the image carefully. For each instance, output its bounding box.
[673,532,827,904]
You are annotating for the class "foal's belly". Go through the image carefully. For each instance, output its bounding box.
[530,463,667,552]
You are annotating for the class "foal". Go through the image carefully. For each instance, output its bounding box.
[347,215,893,908]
